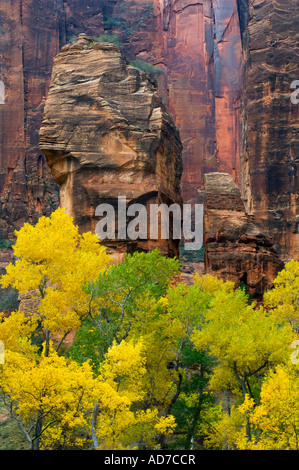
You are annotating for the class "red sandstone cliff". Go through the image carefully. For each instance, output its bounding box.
[203,172,284,297]
[0,0,62,243]
[239,0,299,261]
[39,36,183,258]
[0,0,243,238]
[102,0,243,203]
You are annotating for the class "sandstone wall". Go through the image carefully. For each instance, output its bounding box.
[97,0,243,203]
[204,172,284,297]
[39,36,183,258]
[239,0,299,261]
[0,0,243,234]
[0,0,62,242]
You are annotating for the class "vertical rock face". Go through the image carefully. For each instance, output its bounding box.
[0,0,298,265]
[109,0,243,203]
[0,0,62,243]
[0,0,243,237]
[239,0,299,261]
[204,172,284,297]
[39,36,182,258]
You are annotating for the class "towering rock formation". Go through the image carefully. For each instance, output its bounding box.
[203,172,284,297]
[0,0,298,269]
[239,0,299,261]
[39,35,182,258]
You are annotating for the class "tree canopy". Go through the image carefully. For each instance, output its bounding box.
[0,208,298,450]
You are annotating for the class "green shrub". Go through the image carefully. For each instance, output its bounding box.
[66,35,77,44]
[180,246,205,264]
[103,16,123,29]
[0,237,14,250]
[131,59,164,79]
[91,34,121,47]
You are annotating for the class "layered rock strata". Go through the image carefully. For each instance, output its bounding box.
[0,0,244,238]
[0,0,298,269]
[203,172,284,297]
[0,0,62,244]
[39,35,183,258]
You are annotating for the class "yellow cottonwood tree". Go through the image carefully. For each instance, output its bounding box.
[92,339,176,450]
[192,288,295,396]
[198,403,247,450]
[196,364,299,451]
[192,272,235,295]
[0,347,99,450]
[0,208,111,353]
[0,309,38,358]
[191,287,296,441]
[0,337,175,450]
[0,213,175,450]
[237,364,299,450]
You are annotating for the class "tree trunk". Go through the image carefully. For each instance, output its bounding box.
[91,403,100,450]
[31,412,43,450]
[44,328,50,357]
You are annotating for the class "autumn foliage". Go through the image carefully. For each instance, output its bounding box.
[0,208,298,450]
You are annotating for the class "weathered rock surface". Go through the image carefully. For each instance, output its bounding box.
[203,172,284,297]
[39,35,182,258]
[239,0,299,261]
[0,0,244,239]
[0,0,62,246]
[160,0,243,202]
[103,0,243,203]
